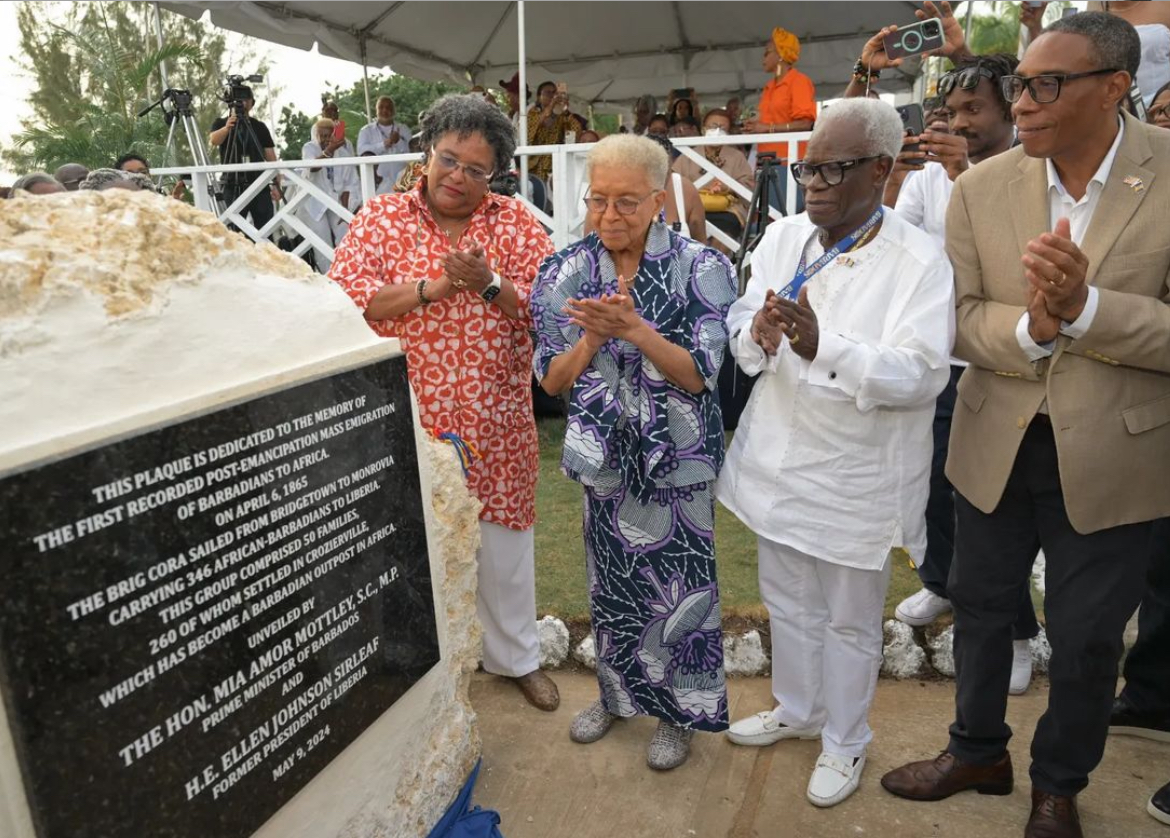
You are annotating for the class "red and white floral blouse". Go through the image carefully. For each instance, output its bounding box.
[330,182,554,530]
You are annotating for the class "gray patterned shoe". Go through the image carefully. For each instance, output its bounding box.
[569,700,617,744]
[647,721,695,770]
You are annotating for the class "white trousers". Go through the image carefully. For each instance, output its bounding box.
[759,538,891,758]
[302,212,348,273]
[476,521,541,677]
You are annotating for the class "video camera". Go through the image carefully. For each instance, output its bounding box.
[219,73,264,117]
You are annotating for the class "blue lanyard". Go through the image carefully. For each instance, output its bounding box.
[779,208,883,301]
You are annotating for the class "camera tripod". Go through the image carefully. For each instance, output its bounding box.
[734,152,786,295]
[139,88,222,213]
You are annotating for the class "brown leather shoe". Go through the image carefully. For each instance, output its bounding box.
[880,751,1013,801]
[511,670,560,712]
[1026,789,1083,838]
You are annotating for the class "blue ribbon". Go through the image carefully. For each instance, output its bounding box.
[778,207,884,301]
[437,432,477,478]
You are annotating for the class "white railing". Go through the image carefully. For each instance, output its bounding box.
[152,132,810,268]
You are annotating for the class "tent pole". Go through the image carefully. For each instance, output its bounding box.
[153,2,169,90]
[360,35,373,123]
[518,0,529,202]
[964,1,975,42]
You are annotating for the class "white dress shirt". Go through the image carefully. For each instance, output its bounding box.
[891,161,953,249]
[716,210,955,570]
[356,121,412,194]
[1015,119,1123,361]
[299,141,358,221]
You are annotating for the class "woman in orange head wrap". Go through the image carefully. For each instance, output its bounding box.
[744,26,817,162]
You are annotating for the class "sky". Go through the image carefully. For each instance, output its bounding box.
[0,2,386,182]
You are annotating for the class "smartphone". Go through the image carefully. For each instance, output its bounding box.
[896,103,926,153]
[555,81,568,95]
[670,87,691,100]
[883,18,946,60]
[332,121,345,142]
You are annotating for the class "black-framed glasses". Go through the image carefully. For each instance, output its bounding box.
[1000,69,1121,104]
[430,147,494,183]
[1149,103,1170,121]
[582,192,659,215]
[939,65,997,99]
[790,156,883,187]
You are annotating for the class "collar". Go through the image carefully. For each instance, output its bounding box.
[1045,116,1125,201]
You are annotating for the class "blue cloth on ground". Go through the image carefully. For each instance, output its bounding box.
[425,759,503,838]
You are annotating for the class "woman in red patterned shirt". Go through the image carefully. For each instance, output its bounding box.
[330,94,560,712]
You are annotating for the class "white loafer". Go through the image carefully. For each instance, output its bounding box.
[1009,639,1033,696]
[726,710,821,747]
[807,752,865,808]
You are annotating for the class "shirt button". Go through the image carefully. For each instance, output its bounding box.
[1017,417,1027,429]
[829,372,837,380]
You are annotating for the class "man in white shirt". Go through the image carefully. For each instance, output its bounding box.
[717,99,954,809]
[298,118,357,272]
[356,95,412,195]
[881,15,1170,838]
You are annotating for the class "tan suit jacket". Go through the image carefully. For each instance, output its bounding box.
[945,113,1170,534]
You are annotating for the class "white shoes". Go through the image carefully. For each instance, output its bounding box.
[1009,638,1034,695]
[726,710,821,747]
[807,752,865,807]
[895,588,952,627]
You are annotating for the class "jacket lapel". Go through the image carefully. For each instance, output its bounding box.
[1008,158,1051,295]
[1080,118,1154,287]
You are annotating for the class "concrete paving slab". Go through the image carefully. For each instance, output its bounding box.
[471,672,1167,838]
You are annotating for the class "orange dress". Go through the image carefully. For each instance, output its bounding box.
[330,182,554,530]
[758,67,817,161]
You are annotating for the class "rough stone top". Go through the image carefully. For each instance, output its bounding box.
[0,190,388,459]
[0,190,312,322]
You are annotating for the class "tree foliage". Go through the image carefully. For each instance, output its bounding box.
[277,73,463,161]
[966,0,1071,57]
[2,1,266,174]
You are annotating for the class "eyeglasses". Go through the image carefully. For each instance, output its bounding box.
[582,192,658,215]
[1000,69,1121,104]
[938,65,997,99]
[1149,103,1170,121]
[790,156,883,187]
[430,148,494,183]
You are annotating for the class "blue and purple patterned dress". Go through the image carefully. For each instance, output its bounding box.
[531,221,736,731]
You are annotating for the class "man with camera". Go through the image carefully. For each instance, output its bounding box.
[209,85,281,233]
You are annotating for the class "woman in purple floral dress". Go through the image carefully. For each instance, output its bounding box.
[531,135,736,770]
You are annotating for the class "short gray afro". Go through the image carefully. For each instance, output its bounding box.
[813,98,904,161]
[417,93,517,176]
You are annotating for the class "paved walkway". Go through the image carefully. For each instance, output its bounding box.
[471,671,1167,838]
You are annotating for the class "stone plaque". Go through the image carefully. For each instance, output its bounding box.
[0,355,439,838]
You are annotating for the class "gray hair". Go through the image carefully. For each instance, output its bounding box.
[814,99,904,161]
[586,134,669,188]
[1046,11,1141,79]
[635,94,657,112]
[79,168,133,191]
[417,93,516,176]
[12,172,61,192]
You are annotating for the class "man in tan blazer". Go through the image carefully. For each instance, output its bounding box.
[881,13,1170,838]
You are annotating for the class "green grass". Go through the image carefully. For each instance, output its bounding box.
[534,417,935,622]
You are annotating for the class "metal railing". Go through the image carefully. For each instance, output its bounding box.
[153,131,811,267]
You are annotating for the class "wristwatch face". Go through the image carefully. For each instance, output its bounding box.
[481,284,502,302]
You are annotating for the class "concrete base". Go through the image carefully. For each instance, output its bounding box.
[472,671,1167,838]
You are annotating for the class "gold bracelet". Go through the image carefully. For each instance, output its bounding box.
[416,279,430,306]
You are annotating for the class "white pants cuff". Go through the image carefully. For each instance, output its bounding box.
[476,521,540,678]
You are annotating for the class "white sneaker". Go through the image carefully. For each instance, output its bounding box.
[1009,639,1033,695]
[807,752,865,807]
[895,588,952,626]
[726,710,821,747]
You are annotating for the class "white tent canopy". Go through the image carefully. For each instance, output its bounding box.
[160,0,923,109]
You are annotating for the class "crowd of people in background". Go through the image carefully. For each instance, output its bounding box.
[2,5,1169,834]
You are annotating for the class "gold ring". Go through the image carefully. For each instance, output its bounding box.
[789,331,801,346]
[1053,271,1066,286]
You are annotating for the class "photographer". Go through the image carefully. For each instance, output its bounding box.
[208,85,280,232]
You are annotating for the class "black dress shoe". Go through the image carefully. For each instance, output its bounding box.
[1150,780,1170,826]
[1109,696,1170,743]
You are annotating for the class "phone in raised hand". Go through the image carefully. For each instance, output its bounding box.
[882,18,946,61]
